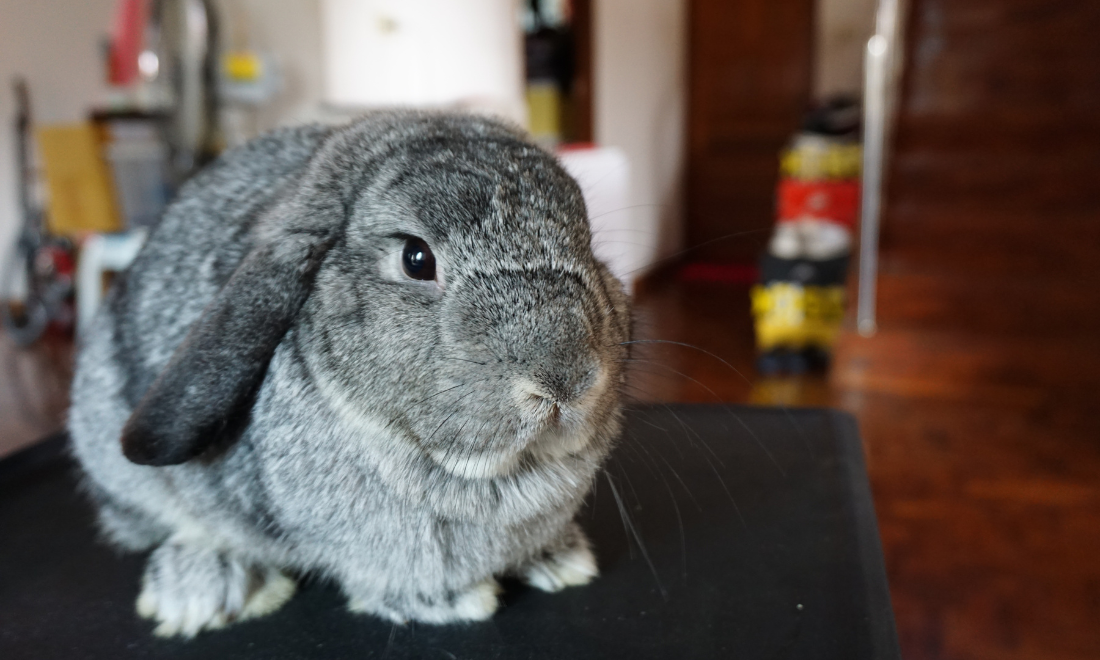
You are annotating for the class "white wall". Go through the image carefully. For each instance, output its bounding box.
[0,0,118,281]
[222,0,326,131]
[593,0,687,277]
[0,0,691,287]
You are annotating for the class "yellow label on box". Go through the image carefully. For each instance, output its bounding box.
[780,143,862,181]
[37,123,122,237]
[751,282,846,350]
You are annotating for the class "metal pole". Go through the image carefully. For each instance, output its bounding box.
[857,0,903,337]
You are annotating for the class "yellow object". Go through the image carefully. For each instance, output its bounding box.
[37,123,122,236]
[749,377,833,407]
[525,81,562,144]
[780,143,862,180]
[751,282,846,350]
[224,51,263,82]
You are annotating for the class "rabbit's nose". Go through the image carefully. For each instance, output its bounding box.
[515,362,603,419]
[518,383,565,425]
[445,267,605,406]
[533,365,599,404]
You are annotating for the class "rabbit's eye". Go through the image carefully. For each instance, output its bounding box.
[402,238,436,281]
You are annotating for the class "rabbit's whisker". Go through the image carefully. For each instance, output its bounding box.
[624,436,689,579]
[615,371,758,534]
[618,360,729,467]
[382,621,399,659]
[621,227,770,278]
[587,203,662,223]
[434,409,494,477]
[413,383,467,406]
[652,447,703,513]
[618,354,786,477]
[618,337,812,457]
[618,340,751,383]
[591,226,664,236]
[604,471,667,599]
[438,356,488,366]
[425,391,476,445]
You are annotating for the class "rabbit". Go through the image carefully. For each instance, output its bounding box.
[68,111,631,637]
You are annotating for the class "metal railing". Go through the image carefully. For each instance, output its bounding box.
[857,0,906,337]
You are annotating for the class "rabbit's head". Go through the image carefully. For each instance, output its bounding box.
[121,112,630,475]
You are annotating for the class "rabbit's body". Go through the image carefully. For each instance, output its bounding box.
[69,113,629,636]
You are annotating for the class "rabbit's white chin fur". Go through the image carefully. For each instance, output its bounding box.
[426,424,594,479]
[528,424,595,462]
[317,378,586,480]
[428,447,523,479]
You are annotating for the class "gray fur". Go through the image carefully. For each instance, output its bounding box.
[68,111,631,635]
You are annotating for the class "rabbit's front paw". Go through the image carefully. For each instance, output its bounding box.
[449,579,502,621]
[522,542,599,592]
[137,540,296,637]
[348,578,501,624]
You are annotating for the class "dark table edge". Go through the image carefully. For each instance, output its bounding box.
[827,410,902,660]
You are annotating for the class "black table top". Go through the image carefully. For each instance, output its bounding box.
[0,405,899,659]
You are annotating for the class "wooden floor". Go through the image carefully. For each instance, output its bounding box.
[0,330,72,457]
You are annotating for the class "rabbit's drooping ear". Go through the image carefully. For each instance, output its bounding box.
[120,149,356,466]
[120,234,334,466]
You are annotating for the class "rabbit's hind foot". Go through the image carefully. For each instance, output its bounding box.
[136,540,296,638]
[347,578,502,625]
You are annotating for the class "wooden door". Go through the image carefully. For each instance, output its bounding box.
[686,0,815,264]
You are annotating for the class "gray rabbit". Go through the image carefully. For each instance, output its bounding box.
[68,112,631,637]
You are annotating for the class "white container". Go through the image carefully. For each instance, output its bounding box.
[106,137,170,230]
[557,146,641,293]
[321,0,526,124]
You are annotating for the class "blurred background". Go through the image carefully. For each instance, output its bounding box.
[0,1,1097,658]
